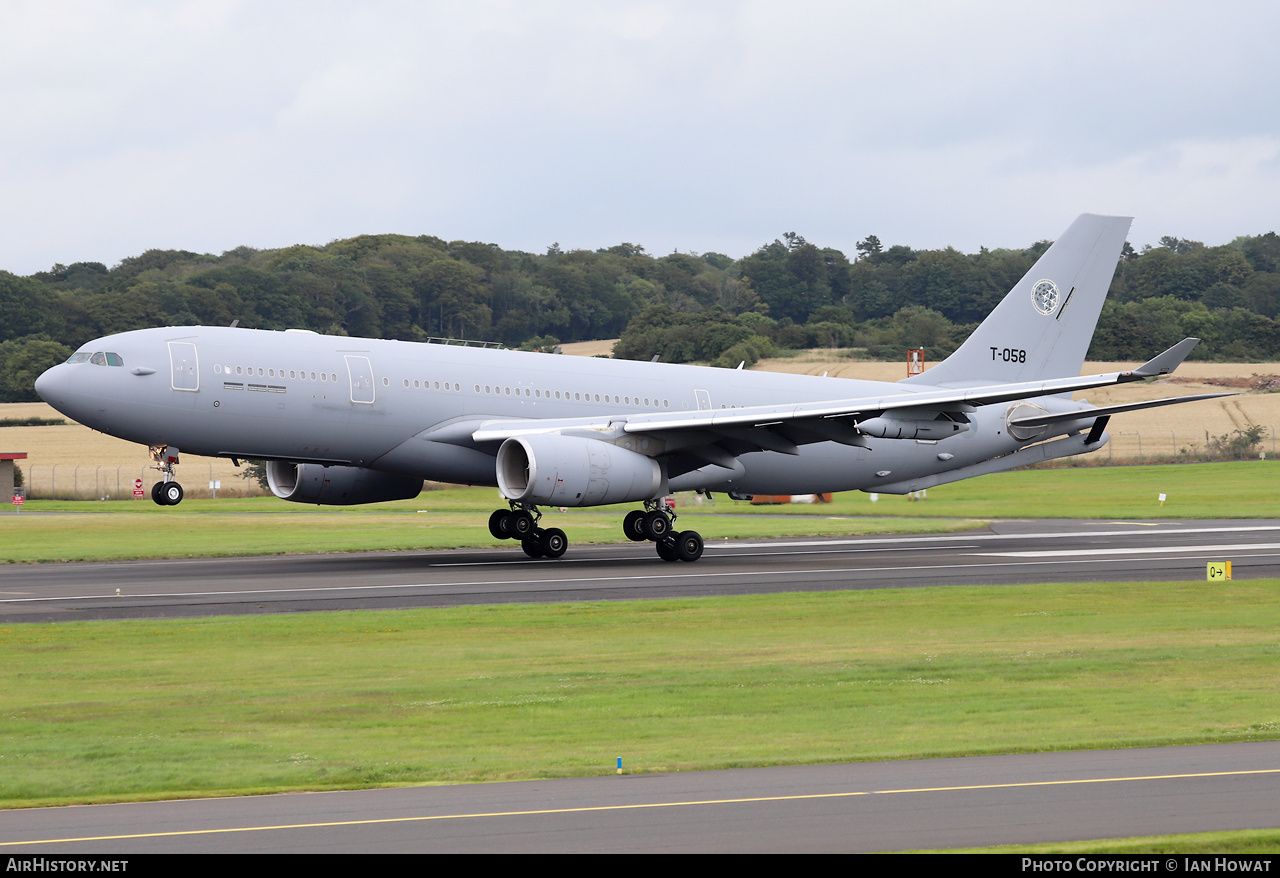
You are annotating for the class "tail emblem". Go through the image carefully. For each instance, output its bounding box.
[1031,279,1060,315]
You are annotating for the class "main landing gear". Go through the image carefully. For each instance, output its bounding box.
[623,499,704,562]
[149,445,184,506]
[488,503,568,560]
[487,498,704,562]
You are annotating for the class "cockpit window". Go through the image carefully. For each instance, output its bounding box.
[72,351,125,366]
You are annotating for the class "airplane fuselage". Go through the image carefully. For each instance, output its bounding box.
[35,325,1044,497]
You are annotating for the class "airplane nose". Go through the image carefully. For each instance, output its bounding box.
[34,364,67,407]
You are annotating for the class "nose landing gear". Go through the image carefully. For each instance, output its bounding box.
[149,445,184,506]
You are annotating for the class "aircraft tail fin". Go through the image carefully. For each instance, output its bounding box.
[902,214,1132,388]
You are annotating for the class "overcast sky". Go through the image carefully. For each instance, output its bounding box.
[3,1,1278,276]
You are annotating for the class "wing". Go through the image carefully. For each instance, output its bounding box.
[470,338,1220,475]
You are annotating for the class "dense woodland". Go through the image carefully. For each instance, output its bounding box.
[3,227,1280,402]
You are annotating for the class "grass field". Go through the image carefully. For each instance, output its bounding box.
[2,579,1278,808]
[941,829,1280,855]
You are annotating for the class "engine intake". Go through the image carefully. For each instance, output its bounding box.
[266,461,423,505]
[496,434,665,507]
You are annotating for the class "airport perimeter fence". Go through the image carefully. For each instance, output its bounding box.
[20,462,260,501]
[1062,426,1276,467]
[11,426,1277,500]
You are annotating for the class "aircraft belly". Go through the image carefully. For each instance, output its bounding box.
[725,443,873,495]
[370,438,497,485]
[722,427,1016,496]
[154,388,416,465]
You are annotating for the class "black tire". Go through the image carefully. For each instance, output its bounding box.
[643,510,670,541]
[151,482,167,505]
[655,537,679,562]
[623,510,648,542]
[510,510,536,538]
[675,530,704,562]
[162,482,184,506]
[521,536,545,558]
[540,527,567,559]
[489,509,512,540]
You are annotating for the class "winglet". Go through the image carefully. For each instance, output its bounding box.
[1125,338,1200,380]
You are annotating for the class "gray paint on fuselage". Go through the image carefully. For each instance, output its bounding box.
[38,324,1032,494]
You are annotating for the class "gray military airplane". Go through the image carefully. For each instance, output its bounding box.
[35,214,1229,562]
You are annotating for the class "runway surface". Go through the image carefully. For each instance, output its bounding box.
[3,742,1280,852]
[5,519,1279,852]
[2,518,1279,622]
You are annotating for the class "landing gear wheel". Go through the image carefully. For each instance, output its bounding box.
[521,536,545,558]
[509,510,536,539]
[623,510,648,542]
[675,530,703,562]
[643,510,671,541]
[151,482,167,505]
[161,482,184,506]
[655,537,679,562]
[489,509,512,540]
[539,527,568,559]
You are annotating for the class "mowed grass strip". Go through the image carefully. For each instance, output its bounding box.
[2,461,1277,562]
[940,828,1280,855]
[2,580,1278,806]
[0,510,979,563]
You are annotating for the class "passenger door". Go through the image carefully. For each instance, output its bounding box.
[168,341,199,392]
[345,355,375,404]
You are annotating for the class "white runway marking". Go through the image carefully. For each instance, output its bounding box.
[722,524,1280,550]
[976,543,1280,558]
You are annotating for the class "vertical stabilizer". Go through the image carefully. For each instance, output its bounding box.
[902,214,1132,388]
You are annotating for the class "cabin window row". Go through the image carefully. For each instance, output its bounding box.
[403,379,463,391]
[200,363,675,410]
[470,384,669,408]
[213,364,338,382]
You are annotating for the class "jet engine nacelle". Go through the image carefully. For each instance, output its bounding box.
[857,417,970,440]
[496,434,665,507]
[266,461,423,506]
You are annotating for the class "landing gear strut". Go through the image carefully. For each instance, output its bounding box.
[488,502,567,560]
[149,445,184,506]
[624,499,704,562]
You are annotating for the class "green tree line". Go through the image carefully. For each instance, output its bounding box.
[3,228,1279,401]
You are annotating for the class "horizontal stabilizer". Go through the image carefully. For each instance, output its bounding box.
[1126,338,1201,380]
[1009,392,1236,429]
